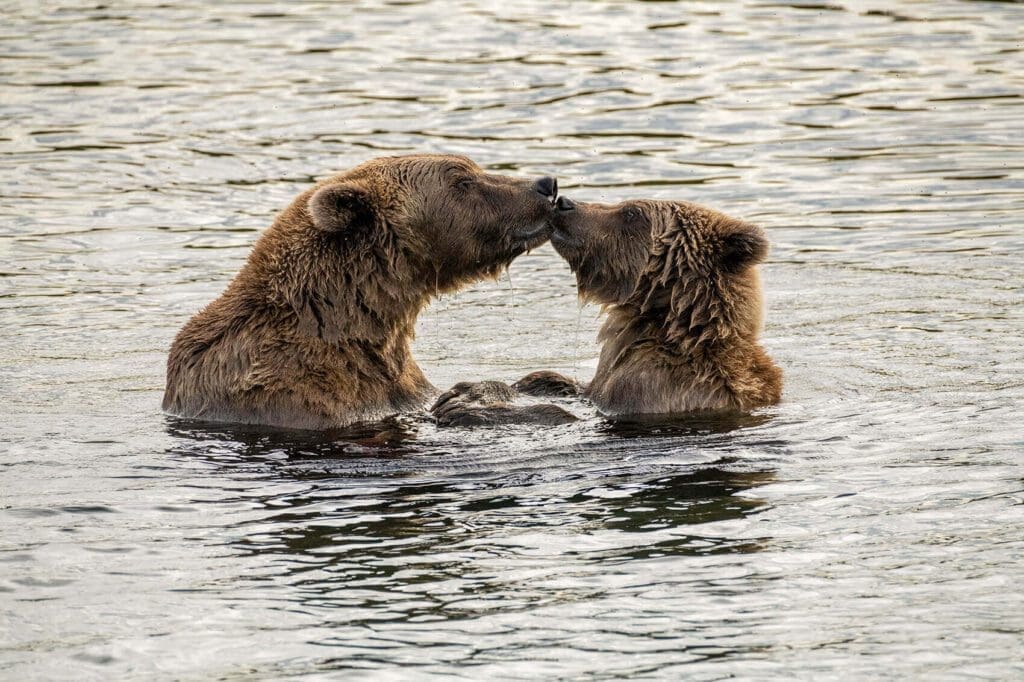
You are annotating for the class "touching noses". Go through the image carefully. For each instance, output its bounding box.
[533,176,558,202]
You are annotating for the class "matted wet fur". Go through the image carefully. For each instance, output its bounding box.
[164,154,557,429]
[430,196,781,424]
[551,196,782,414]
[431,380,577,426]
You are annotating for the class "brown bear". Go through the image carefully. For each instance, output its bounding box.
[548,196,782,414]
[163,154,558,430]
[432,195,781,423]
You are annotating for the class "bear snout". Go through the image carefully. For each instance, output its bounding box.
[533,176,558,202]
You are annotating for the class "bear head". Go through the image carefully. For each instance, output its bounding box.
[550,196,769,345]
[306,154,558,293]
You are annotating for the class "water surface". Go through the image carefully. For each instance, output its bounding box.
[2,1,1023,678]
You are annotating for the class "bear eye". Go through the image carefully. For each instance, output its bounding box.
[454,177,476,191]
[623,206,642,222]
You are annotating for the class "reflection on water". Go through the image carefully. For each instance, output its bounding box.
[164,419,776,659]
[166,416,427,457]
[2,0,1023,678]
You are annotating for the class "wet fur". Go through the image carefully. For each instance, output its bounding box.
[552,199,782,415]
[164,154,553,429]
[430,380,578,426]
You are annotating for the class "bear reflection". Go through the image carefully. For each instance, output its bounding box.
[167,414,775,614]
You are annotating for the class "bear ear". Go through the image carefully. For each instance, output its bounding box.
[720,224,769,273]
[307,182,376,234]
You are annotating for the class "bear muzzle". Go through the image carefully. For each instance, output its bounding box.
[533,176,558,203]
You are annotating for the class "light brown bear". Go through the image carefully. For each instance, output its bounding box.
[548,196,782,413]
[432,195,781,424]
[164,154,558,429]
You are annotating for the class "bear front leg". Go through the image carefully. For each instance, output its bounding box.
[430,380,515,414]
[435,403,577,427]
[512,371,581,398]
[430,379,578,427]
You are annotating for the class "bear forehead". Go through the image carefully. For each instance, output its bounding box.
[362,153,480,173]
[648,201,749,238]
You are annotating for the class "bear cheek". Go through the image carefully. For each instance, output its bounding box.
[492,187,540,234]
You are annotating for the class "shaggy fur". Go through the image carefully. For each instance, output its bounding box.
[164,154,557,429]
[550,197,782,414]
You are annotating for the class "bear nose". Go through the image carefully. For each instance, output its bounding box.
[556,195,575,211]
[533,176,558,200]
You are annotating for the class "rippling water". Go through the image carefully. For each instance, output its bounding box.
[2,1,1023,678]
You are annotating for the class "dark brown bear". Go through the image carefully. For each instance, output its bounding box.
[431,195,781,424]
[548,195,782,414]
[164,154,558,429]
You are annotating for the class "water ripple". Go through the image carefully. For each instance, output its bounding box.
[2,0,1023,678]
